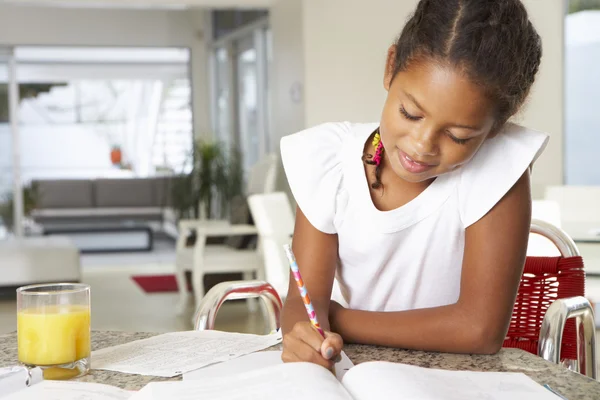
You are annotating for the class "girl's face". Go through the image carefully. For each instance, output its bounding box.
[380,50,497,184]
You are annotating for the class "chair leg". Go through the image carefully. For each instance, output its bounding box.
[174,233,190,316]
[538,296,597,379]
[174,261,189,316]
[193,271,205,312]
[243,271,258,313]
[189,233,207,321]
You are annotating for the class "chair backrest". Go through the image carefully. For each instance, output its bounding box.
[246,154,278,195]
[504,219,585,361]
[247,192,295,298]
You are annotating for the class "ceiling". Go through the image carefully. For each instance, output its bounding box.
[0,0,273,9]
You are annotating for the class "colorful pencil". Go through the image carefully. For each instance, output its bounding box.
[283,244,326,338]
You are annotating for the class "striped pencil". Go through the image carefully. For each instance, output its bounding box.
[283,244,326,338]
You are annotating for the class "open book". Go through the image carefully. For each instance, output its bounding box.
[130,360,558,400]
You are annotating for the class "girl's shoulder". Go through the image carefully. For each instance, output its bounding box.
[280,121,377,234]
[457,122,549,227]
[280,121,376,150]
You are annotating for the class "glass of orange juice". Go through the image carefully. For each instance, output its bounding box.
[17,283,91,380]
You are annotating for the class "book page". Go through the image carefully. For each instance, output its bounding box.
[2,380,132,400]
[183,350,354,381]
[131,362,353,400]
[341,362,556,400]
[91,330,282,377]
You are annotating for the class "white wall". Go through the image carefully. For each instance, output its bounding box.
[302,0,415,126]
[520,0,565,198]
[0,4,194,47]
[270,0,565,198]
[0,3,211,140]
[269,0,305,193]
[564,11,600,185]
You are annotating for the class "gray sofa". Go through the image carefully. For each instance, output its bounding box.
[30,177,180,226]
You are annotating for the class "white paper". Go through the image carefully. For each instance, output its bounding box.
[1,381,132,400]
[183,350,354,381]
[130,362,352,400]
[91,330,282,377]
[342,362,557,400]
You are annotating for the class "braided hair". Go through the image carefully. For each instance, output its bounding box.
[364,0,542,190]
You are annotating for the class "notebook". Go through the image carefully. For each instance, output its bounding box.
[130,360,559,400]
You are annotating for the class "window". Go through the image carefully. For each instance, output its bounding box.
[565,1,600,184]
[210,11,271,176]
[1,46,193,186]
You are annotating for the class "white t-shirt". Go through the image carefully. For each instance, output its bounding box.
[280,121,549,312]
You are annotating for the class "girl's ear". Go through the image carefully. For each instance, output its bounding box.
[384,45,396,91]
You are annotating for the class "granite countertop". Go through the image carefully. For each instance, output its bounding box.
[1,330,599,399]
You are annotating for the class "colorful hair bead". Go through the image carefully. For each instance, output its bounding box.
[372,134,384,167]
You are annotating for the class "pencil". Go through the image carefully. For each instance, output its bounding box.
[283,244,326,338]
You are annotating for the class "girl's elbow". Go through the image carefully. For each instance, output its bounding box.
[467,325,505,355]
[471,338,503,355]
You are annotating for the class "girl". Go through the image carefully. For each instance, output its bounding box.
[279,0,548,370]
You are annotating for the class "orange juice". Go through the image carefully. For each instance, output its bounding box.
[17,305,90,366]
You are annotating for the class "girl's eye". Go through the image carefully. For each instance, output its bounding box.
[399,104,471,145]
[399,105,421,121]
[447,132,470,145]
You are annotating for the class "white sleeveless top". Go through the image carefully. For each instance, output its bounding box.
[280,122,549,312]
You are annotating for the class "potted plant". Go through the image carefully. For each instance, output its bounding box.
[171,140,244,221]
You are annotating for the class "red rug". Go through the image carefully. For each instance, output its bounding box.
[132,274,192,294]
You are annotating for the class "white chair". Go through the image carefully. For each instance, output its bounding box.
[247,192,295,299]
[247,191,347,306]
[175,154,278,315]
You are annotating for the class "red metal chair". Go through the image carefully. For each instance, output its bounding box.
[503,219,596,379]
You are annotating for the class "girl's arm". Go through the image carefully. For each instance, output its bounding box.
[329,171,532,355]
[281,207,343,368]
[282,207,339,332]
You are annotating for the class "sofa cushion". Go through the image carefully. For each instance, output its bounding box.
[151,177,170,207]
[94,178,156,208]
[152,175,186,208]
[36,180,94,209]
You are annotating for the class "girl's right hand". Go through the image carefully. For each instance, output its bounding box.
[281,321,343,369]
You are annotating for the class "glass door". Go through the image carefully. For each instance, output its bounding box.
[235,36,261,174]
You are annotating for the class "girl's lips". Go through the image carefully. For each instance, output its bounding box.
[397,150,436,174]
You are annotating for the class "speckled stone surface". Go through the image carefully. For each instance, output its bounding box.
[1,331,599,398]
